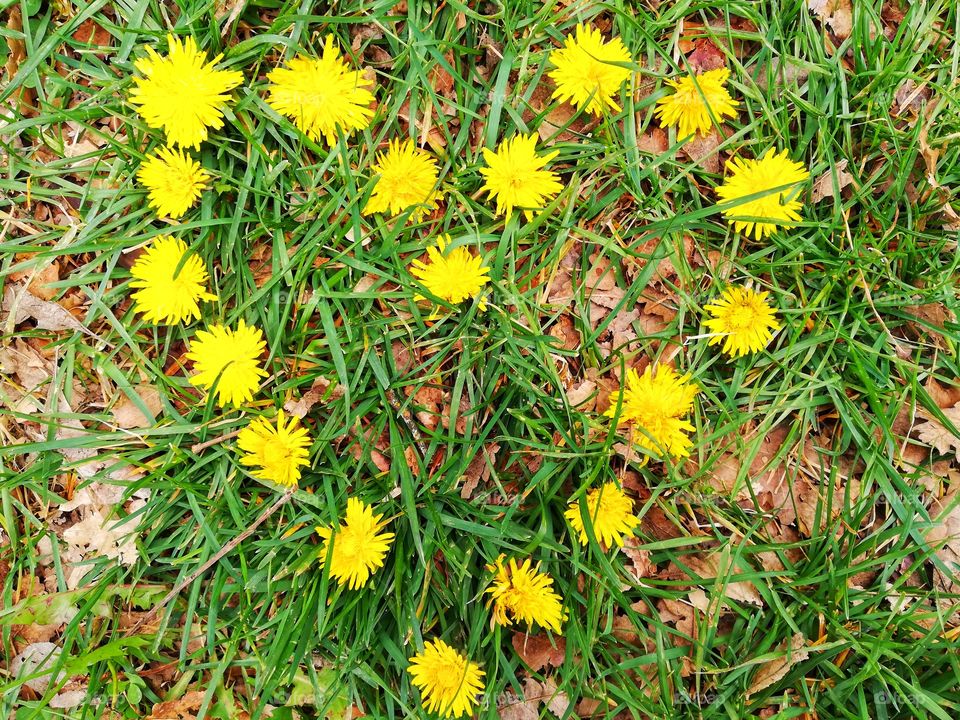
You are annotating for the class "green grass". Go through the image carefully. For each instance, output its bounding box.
[2,0,960,718]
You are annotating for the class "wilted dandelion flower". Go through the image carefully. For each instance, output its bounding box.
[486,556,565,633]
[137,146,211,218]
[548,23,633,115]
[704,285,781,358]
[129,236,217,324]
[265,36,375,145]
[565,482,639,548]
[316,497,395,590]
[479,134,562,220]
[363,139,440,220]
[187,319,267,408]
[655,68,739,139]
[715,148,810,239]
[237,411,312,487]
[408,639,485,719]
[605,366,699,458]
[409,235,490,309]
[129,35,242,149]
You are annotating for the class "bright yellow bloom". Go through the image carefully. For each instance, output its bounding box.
[129,35,242,150]
[655,68,739,139]
[408,639,485,719]
[363,139,440,220]
[265,36,375,145]
[137,146,210,218]
[704,285,781,358]
[129,236,217,324]
[486,556,565,633]
[479,134,562,221]
[187,320,267,408]
[548,23,633,115]
[409,235,490,309]
[237,411,312,487]
[565,482,639,547]
[316,498,394,590]
[715,148,810,240]
[605,366,699,458]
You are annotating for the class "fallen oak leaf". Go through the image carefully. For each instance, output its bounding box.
[746,632,810,697]
[2,282,95,337]
[916,403,960,461]
[511,632,565,672]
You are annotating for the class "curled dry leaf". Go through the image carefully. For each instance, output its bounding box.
[926,490,960,604]
[746,632,810,697]
[511,632,566,672]
[915,403,960,461]
[810,159,856,202]
[2,282,92,336]
[111,384,163,429]
[808,0,853,40]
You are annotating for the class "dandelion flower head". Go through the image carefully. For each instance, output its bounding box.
[316,497,395,590]
[548,23,633,115]
[715,148,810,240]
[565,481,639,547]
[187,319,267,408]
[655,67,739,139]
[129,235,217,325]
[237,411,312,487]
[479,134,562,221]
[266,36,375,145]
[409,235,490,309]
[605,365,699,458]
[137,146,211,219]
[407,639,485,719]
[704,285,781,357]
[486,556,565,633]
[363,138,440,220]
[129,34,242,149]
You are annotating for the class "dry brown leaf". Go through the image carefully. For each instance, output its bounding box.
[916,404,960,461]
[511,632,565,671]
[746,632,810,697]
[144,690,205,720]
[622,535,656,581]
[927,490,960,603]
[808,0,853,39]
[680,127,724,173]
[2,283,91,335]
[284,376,342,418]
[681,547,764,607]
[810,159,856,202]
[112,384,163,429]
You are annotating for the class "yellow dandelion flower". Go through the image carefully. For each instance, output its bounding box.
[565,482,639,548]
[363,138,440,220]
[479,134,563,221]
[605,366,699,458]
[703,285,781,358]
[655,68,740,139]
[265,36,375,145]
[129,35,243,150]
[137,146,211,219]
[187,319,267,408]
[409,235,491,309]
[316,497,395,590]
[408,639,485,719]
[715,148,810,240]
[237,411,312,487]
[486,556,565,633]
[129,236,217,325]
[548,23,633,115]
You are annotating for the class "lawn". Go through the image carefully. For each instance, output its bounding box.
[2,0,960,718]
